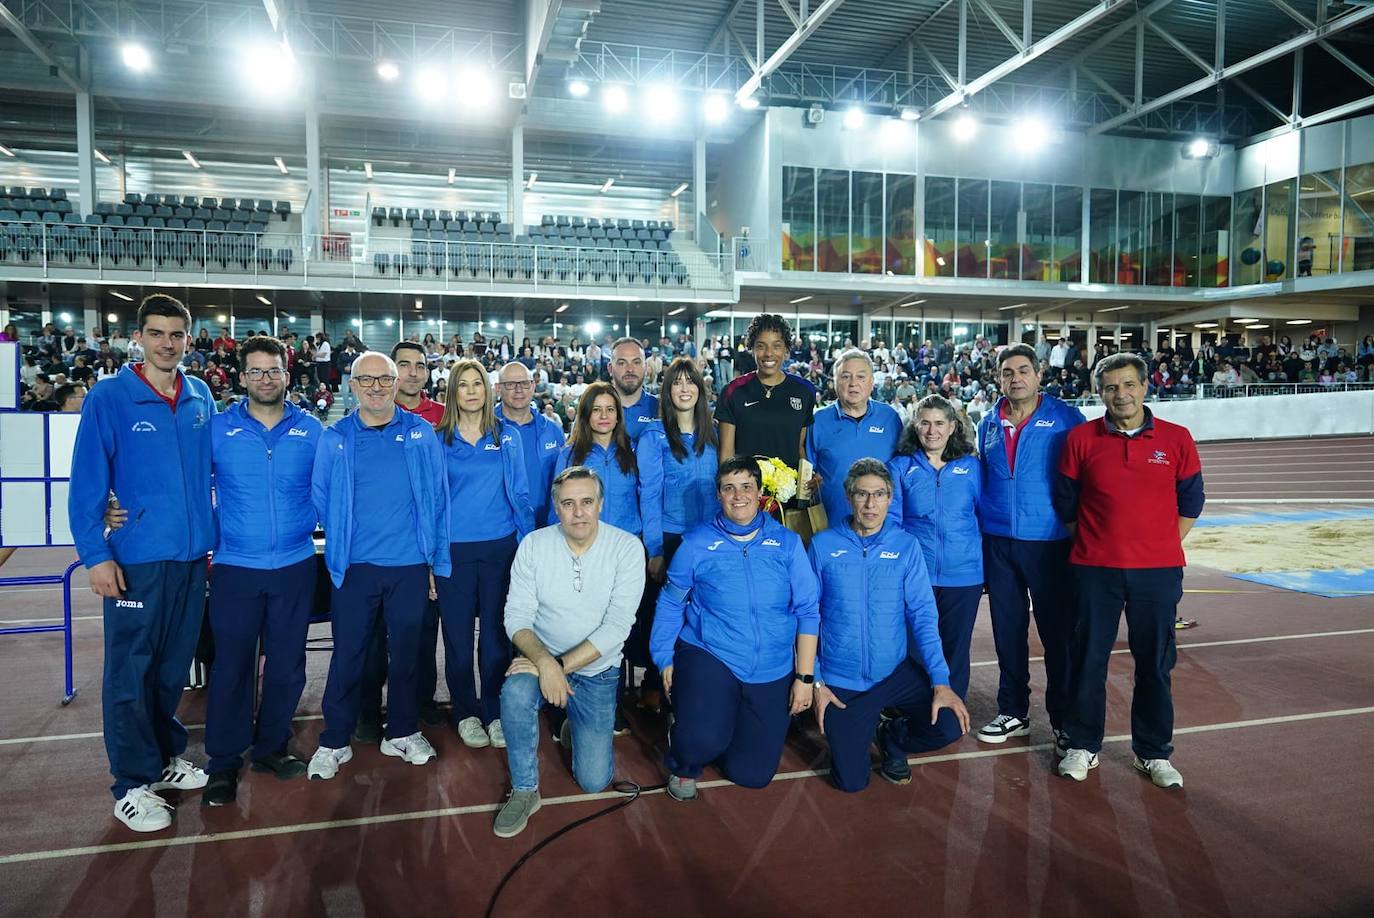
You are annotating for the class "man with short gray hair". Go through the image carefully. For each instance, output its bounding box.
[492,466,645,837]
[1053,352,1204,789]
[806,347,901,525]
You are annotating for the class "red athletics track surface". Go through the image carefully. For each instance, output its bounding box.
[1,537,1372,918]
[1197,435,1374,501]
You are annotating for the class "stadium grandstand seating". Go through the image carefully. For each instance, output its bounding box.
[365,204,689,286]
[0,188,297,271]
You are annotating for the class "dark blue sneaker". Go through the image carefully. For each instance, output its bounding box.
[876,721,912,785]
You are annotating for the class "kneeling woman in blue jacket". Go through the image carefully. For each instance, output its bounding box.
[652,456,820,802]
[434,360,535,750]
[887,394,983,732]
[810,458,970,791]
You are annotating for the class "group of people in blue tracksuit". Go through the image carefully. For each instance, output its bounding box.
[70,298,1195,836]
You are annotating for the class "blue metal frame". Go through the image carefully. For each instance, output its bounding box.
[0,559,82,705]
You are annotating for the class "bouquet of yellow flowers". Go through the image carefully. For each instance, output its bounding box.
[756,457,798,513]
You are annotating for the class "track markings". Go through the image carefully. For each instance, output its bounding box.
[1,705,1371,866]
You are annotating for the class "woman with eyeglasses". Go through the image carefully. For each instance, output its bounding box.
[884,394,983,749]
[631,358,720,712]
[433,359,535,751]
[651,456,819,801]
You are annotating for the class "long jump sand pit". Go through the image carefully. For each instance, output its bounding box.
[1186,519,1374,573]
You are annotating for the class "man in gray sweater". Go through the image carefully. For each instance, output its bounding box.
[493,465,646,838]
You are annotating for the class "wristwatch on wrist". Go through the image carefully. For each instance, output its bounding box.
[794,672,814,684]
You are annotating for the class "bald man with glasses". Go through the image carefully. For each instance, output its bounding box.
[496,361,566,527]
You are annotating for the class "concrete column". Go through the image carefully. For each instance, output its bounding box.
[75,92,98,216]
[513,305,526,348]
[304,107,323,242]
[511,123,525,232]
[694,135,706,245]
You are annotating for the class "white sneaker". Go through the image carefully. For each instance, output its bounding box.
[307,745,353,780]
[114,786,173,832]
[457,716,490,748]
[381,731,437,765]
[150,756,208,791]
[1134,756,1183,788]
[977,714,1031,744]
[1057,748,1099,781]
[487,719,506,749]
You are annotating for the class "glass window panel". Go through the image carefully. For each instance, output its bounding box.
[1297,169,1341,276]
[1052,185,1083,283]
[951,320,978,349]
[988,181,1021,279]
[981,321,1009,346]
[923,177,956,277]
[851,172,884,275]
[1117,190,1144,286]
[1264,178,1295,280]
[956,179,989,278]
[831,319,859,350]
[1232,187,1264,285]
[1173,194,1200,287]
[816,170,850,273]
[894,320,922,351]
[925,320,951,352]
[1202,195,1231,287]
[1022,183,1053,281]
[798,317,829,356]
[781,166,815,272]
[1144,192,1175,286]
[885,174,916,275]
[1341,163,1374,273]
[1088,189,1117,283]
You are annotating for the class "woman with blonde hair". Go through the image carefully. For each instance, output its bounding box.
[434,359,535,750]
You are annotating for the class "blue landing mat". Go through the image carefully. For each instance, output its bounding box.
[1229,569,1374,598]
[1196,508,1374,528]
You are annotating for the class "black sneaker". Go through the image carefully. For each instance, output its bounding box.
[419,701,445,727]
[354,712,383,744]
[202,770,239,807]
[876,722,911,785]
[251,750,309,780]
[977,713,1031,744]
[612,708,630,738]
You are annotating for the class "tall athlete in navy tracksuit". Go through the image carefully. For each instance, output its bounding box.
[810,458,969,791]
[69,294,216,832]
[434,359,534,750]
[976,344,1085,746]
[888,394,984,725]
[652,457,820,801]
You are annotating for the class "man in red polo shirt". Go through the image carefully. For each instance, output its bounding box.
[392,340,444,425]
[1052,353,1205,789]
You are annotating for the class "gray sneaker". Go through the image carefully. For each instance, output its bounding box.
[666,775,698,802]
[493,789,542,838]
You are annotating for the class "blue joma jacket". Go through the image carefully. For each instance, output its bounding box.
[311,409,451,588]
[652,513,820,684]
[976,395,1085,541]
[639,422,720,535]
[806,399,902,525]
[68,365,216,568]
[808,520,949,693]
[887,452,984,587]
[495,403,565,527]
[554,439,664,557]
[212,399,321,569]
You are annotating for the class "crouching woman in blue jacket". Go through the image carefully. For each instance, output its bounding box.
[652,456,819,802]
[810,458,971,791]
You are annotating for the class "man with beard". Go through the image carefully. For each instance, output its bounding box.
[608,338,659,444]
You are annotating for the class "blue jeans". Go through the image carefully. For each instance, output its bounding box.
[500,667,619,793]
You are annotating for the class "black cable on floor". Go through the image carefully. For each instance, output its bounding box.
[484,777,665,918]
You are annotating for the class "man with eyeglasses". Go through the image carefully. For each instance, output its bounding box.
[491,466,644,838]
[307,352,451,780]
[495,361,565,527]
[109,336,324,805]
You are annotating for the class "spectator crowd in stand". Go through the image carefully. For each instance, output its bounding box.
[6,317,1370,430]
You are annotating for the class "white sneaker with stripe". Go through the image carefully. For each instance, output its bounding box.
[114,786,173,832]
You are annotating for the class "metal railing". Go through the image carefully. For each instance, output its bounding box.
[1193,382,1374,399]
[0,220,733,295]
